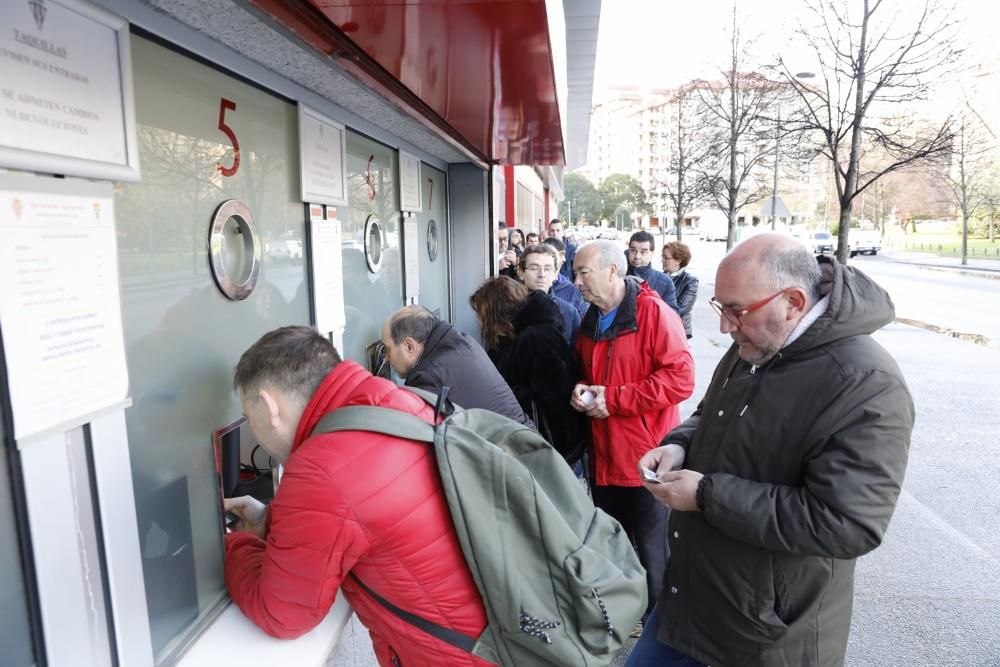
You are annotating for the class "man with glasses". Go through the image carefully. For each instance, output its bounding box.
[517,243,580,343]
[628,233,914,667]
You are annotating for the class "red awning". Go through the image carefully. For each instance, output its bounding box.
[251,0,565,165]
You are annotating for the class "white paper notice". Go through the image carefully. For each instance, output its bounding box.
[403,217,420,299]
[309,207,346,334]
[0,180,130,441]
[399,151,422,212]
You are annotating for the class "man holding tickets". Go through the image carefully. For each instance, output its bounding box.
[629,233,913,666]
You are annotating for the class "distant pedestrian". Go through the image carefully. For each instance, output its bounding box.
[548,219,577,282]
[381,306,532,426]
[525,231,539,246]
[629,233,914,667]
[509,228,526,255]
[497,223,517,279]
[626,231,679,312]
[662,241,699,339]
[470,277,586,465]
[543,237,588,318]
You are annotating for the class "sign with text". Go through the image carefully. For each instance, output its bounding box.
[403,216,420,299]
[0,174,130,442]
[299,105,348,206]
[309,204,347,335]
[399,151,422,212]
[0,0,140,181]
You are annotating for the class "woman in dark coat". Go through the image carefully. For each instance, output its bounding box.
[662,241,700,339]
[470,277,586,465]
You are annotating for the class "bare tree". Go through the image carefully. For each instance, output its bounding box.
[783,0,962,263]
[653,84,712,242]
[939,104,997,264]
[696,6,788,249]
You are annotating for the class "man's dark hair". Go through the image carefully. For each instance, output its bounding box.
[549,218,562,227]
[629,230,656,250]
[517,243,560,270]
[542,237,566,252]
[388,305,439,345]
[498,221,508,230]
[234,326,341,402]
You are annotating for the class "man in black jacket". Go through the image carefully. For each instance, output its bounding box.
[629,233,914,667]
[381,306,532,426]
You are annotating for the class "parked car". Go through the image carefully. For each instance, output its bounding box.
[796,230,835,255]
[840,229,881,257]
[267,239,303,261]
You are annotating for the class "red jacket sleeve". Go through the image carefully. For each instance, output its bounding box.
[224,452,370,639]
[605,300,694,416]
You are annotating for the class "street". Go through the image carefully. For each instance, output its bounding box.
[636,239,1000,666]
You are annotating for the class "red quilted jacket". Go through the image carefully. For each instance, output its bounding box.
[225,361,492,666]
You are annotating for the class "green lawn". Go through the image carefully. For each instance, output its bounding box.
[882,230,1000,261]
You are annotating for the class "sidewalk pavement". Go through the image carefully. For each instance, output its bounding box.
[880,248,1000,276]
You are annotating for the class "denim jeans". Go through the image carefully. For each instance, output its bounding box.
[624,605,704,667]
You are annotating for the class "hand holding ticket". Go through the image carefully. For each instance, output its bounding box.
[641,467,661,484]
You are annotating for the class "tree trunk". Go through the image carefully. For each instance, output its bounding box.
[837,201,853,263]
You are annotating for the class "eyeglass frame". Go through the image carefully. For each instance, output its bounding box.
[522,263,556,274]
[709,288,790,327]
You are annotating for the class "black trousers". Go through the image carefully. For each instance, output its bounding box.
[591,485,668,621]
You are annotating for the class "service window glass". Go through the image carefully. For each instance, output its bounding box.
[114,36,309,663]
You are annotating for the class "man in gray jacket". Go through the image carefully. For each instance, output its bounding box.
[629,233,914,666]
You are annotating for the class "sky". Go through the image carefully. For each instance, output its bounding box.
[593,0,1000,107]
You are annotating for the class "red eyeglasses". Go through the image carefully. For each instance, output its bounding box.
[709,289,790,327]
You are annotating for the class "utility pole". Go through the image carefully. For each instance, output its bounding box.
[771,105,781,230]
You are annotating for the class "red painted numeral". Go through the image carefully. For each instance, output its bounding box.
[216,98,240,177]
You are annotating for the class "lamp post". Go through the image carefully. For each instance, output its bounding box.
[771,71,815,231]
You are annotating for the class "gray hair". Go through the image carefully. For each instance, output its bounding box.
[387,305,439,344]
[582,239,627,276]
[234,326,341,402]
[757,243,823,302]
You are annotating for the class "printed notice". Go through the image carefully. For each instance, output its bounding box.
[399,151,422,212]
[0,181,129,441]
[0,0,132,169]
[299,105,348,206]
[403,217,419,299]
[309,206,346,334]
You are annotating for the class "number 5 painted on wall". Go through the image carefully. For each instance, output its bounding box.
[216,98,240,177]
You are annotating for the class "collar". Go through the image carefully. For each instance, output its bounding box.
[782,294,830,350]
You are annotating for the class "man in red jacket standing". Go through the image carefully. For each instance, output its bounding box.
[570,240,695,634]
[224,326,491,667]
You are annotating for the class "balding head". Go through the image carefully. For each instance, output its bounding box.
[721,233,822,302]
[381,305,438,377]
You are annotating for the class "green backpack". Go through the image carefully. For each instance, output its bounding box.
[311,387,647,666]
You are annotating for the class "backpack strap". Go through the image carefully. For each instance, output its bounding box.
[348,573,478,653]
[310,406,436,443]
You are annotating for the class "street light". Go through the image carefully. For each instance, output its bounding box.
[769,71,815,231]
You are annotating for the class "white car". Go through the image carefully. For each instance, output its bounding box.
[842,230,881,257]
[267,239,303,261]
[794,230,835,255]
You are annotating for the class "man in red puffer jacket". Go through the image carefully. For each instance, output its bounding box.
[225,326,491,667]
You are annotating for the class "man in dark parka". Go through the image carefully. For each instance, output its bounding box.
[629,233,914,667]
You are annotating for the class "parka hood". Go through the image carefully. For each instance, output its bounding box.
[783,255,895,357]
